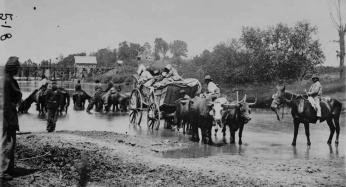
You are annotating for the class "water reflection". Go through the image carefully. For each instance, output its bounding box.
[17,86,346,161]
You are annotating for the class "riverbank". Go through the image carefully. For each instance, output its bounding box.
[2,130,345,187]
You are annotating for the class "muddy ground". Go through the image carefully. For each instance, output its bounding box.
[2,130,345,187]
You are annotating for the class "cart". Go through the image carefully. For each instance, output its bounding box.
[128,75,201,130]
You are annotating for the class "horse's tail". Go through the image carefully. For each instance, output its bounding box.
[66,92,70,107]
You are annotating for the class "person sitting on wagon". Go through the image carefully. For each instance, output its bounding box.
[204,75,220,101]
[137,64,154,87]
[163,64,182,81]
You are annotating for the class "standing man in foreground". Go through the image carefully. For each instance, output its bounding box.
[46,81,61,132]
[1,57,22,180]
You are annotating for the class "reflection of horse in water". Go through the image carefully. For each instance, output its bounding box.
[73,91,91,110]
[18,89,47,115]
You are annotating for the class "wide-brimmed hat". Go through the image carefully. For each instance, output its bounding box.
[164,64,172,70]
[311,74,319,80]
[204,75,212,80]
[5,56,20,73]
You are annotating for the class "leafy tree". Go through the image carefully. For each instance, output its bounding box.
[95,48,117,67]
[329,0,346,79]
[154,38,169,60]
[118,41,131,61]
[169,40,188,58]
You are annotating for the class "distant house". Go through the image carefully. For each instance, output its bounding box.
[74,56,97,79]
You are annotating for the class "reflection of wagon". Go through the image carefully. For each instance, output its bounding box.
[129,75,201,130]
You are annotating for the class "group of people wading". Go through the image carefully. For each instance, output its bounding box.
[0,56,340,181]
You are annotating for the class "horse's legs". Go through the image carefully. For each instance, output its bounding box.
[238,124,244,145]
[334,117,340,144]
[292,119,300,146]
[230,126,235,144]
[303,123,311,146]
[326,119,336,145]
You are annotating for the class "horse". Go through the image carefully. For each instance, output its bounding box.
[105,92,130,112]
[72,90,92,110]
[18,89,47,115]
[271,85,342,146]
[57,88,70,115]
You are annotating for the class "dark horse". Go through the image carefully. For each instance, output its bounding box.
[57,88,70,115]
[72,90,91,110]
[105,92,130,112]
[18,89,47,115]
[271,85,342,146]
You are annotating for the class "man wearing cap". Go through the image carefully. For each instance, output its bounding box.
[86,84,103,113]
[45,81,61,132]
[204,75,220,101]
[1,57,22,180]
[307,74,323,124]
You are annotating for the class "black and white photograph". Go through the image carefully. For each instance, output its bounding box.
[0,0,345,186]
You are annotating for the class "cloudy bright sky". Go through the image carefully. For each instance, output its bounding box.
[1,0,345,66]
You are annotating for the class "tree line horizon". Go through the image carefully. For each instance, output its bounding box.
[18,21,344,84]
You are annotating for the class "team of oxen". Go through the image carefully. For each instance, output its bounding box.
[17,84,342,146]
[174,94,255,145]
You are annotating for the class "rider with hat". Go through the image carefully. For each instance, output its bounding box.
[204,75,220,101]
[307,74,322,124]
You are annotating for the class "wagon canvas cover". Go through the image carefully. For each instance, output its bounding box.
[153,78,201,107]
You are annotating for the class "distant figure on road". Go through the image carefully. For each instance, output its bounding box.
[307,74,323,124]
[1,56,22,181]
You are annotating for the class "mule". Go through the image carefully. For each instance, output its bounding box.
[271,85,342,146]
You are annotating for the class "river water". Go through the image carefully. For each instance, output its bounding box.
[17,82,346,160]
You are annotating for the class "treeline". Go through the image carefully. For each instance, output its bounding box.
[21,21,329,85]
[180,21,325,84]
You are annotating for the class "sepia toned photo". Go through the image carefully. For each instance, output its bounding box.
[0,0,345,186]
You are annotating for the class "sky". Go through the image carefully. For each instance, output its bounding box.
[0,0,345,66]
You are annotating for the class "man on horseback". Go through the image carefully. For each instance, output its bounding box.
[36,74,48,111]
[86,85,104,113]
[306,74,322,124]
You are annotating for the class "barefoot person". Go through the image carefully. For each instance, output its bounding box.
[1,57,22,181]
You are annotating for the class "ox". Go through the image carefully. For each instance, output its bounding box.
[209,95,255,144]
[174,97,192,134]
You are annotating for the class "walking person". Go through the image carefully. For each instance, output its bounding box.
[1,57,22,181]
[46,81,61,132]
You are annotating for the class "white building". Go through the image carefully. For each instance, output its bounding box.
[74,56,97,79]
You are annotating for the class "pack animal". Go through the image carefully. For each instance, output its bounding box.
[271,85,342,146]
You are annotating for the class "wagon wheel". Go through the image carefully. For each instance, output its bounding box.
[129,89,143,125]
[147,92,160,130]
